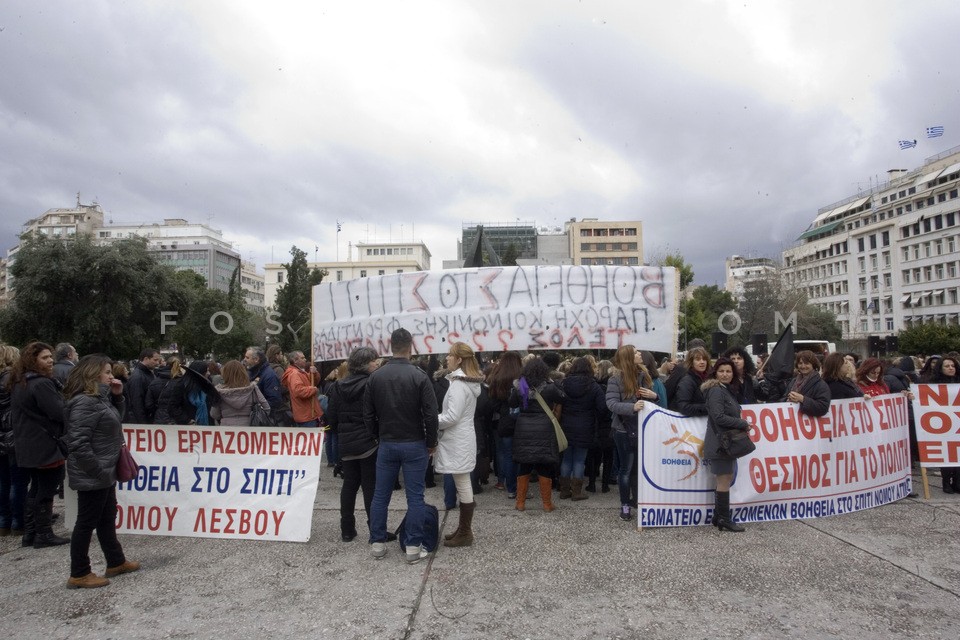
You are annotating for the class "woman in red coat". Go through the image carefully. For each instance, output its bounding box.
[856,358,890,399]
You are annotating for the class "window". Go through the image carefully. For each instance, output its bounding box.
[902,247,910,261]
[882,231,890,246]
[886,318,894,331]
[869,235,877,250]
[884,273,891,287]
[277,272,284,283]
[939,193,948,203]
[903,270,911,284]
[858,257,865,272]
[360,270,367,278]
[858,238,865,252]
[870,255,877,270]
[397,269,403,273]
[378,269,385,275]
[336,270,343,282]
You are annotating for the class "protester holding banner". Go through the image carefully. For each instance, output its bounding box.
[435,343,483,548]
[210,360,270,427]
[781,351,830,418]
[701,357,754,532]
[510,357,564,513]
[821,353,863,400]
[669,347,711,417]
[557,357,607,501]
[606,345,659,521]
[856,358,890,399]
[930,356,960,493]
[62,355,140,589]
[326,347,382,542]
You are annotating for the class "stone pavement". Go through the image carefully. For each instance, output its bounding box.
[1,468,959,639]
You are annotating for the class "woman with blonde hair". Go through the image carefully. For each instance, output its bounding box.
[211,360,270,426]
[63,354,139,588]
[435,342,483,547]
[0,345,29,537]
[606,345,660,521]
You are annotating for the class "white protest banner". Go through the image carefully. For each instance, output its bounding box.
[115,425,323,542]
[638,395,912,527]
[913,383,960,467]
[311,265,678,360]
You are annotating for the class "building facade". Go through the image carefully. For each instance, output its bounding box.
[263,241,432,309]
[725,255,778,300]
[94,218,241,295]
[240,260,265,312]
[782,145,960,340]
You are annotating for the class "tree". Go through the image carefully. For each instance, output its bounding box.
[0,233,193,359]
[735,271,841,345]
[273,246,328,355]
[171,287,254,361]
[898,323,960,356]
[501,242,519,266]
[662,253,695,290]
[678,285,739,350]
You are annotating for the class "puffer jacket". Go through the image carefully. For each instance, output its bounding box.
[558,373,607,448]
[701,378,750,462]
[145,366,174,423]
[605,373,640,435]
[326,372,378,459]
[670,370,709,417]
[211,384,269,426]
[11,373,66,468]
[434,370,482,474]
[63,385,126,491]
[509,381,564,465]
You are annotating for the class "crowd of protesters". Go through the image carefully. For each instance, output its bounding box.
[1,334,957,579]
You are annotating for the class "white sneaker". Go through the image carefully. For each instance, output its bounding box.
[371,542,387,559]
[404,544,428,564]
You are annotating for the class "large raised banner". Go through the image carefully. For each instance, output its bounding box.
[639,395,912,527]
[913,383,960,467]
[114,425,324,542]
[311,265,678,360]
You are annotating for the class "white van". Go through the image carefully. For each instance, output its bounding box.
[745,339,836,363]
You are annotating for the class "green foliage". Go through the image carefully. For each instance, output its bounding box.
[0,233,193,359]
[273,246,327,354]
[171,288,253,361]
[897,323,960,356]
[663,253,695,290]
[733,272,839,346]
[677,285,738,349]
[501,242,519,267]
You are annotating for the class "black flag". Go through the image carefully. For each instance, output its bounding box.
[763,324,795,383]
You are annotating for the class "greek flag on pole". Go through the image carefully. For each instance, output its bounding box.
[927,126,944,138]
[898,139,917,150]
[336,221,342,232]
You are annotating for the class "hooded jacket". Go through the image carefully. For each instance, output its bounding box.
[326,371,378,459]
[63,385,126,491]
[434,369,482,474]
[558,372,607,448]
[701,378,750,462]
[211,384,270,426]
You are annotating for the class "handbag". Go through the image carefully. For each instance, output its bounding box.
[249,389,276,427]
[115,444,139,482]
[533,390,567,453]
[717,428,756,458]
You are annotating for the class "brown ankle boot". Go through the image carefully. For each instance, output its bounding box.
[571,478,589,501]
[515,475,530,511]
[538,476,555,512]
[559,477,572,499]
[443,502,474,547]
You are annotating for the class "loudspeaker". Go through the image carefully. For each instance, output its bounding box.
[885,335,899,353]
[867,335,883,353]
[751,333,768,356]
[711,331,728,357]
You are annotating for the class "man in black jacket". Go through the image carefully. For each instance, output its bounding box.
[363,328,438,563]
[125,349,161,424]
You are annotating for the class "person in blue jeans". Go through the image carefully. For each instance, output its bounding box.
[557,357,608,501]
[362,329,439,564]
[484,352,522,498]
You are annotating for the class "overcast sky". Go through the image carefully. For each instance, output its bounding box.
[2,0,958,285]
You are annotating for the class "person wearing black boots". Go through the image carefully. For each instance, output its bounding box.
[702,358,755,533]
[8,342,70,548]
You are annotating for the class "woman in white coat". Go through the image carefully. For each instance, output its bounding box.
[435,342,483,548]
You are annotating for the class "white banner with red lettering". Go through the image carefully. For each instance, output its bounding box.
[107,425,323,542]
[913,383,960,467]
[638,395,912,527]
[311,265,678,360]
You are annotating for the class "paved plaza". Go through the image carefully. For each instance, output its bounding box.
[1,468,959,639]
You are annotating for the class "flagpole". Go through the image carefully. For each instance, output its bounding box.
[336,221,341,262]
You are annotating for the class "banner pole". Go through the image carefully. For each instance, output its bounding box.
[920,467,930,500]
